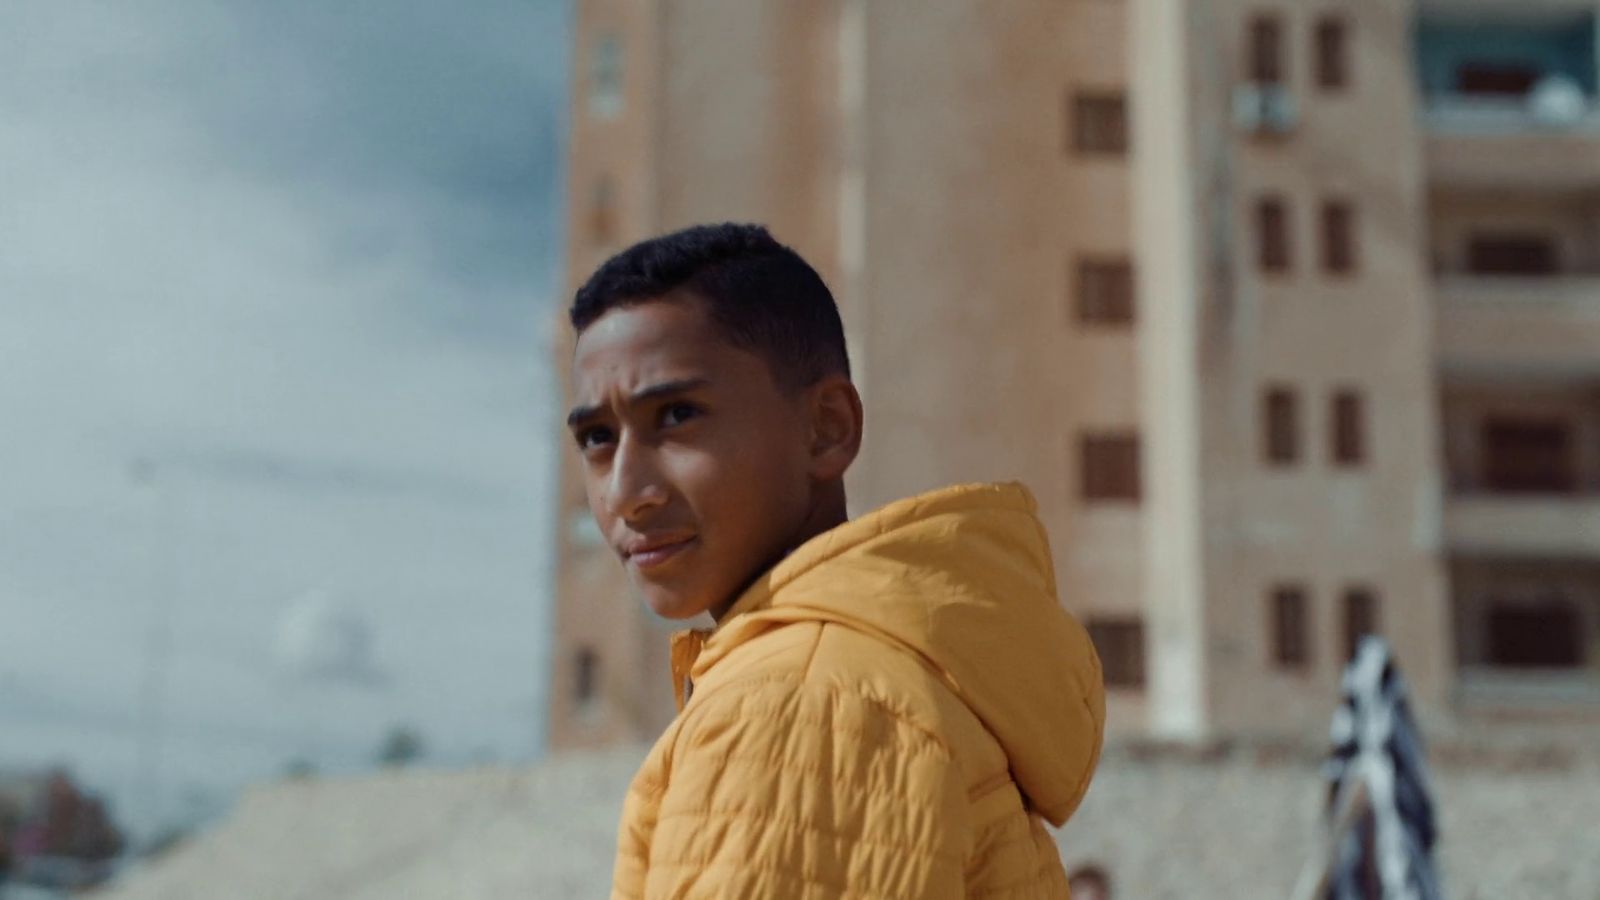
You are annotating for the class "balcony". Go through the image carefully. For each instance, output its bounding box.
[1426,104,1600,190]
[1418,12,1600,187]
[1445,494,1600,556]
[1449,552,1600,709]
[1436,275,1600,375]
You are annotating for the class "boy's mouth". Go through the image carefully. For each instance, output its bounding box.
[624,534,697,571]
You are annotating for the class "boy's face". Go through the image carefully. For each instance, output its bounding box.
[568,293,816,621]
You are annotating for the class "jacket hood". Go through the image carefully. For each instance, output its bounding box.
[690,481,1105,827]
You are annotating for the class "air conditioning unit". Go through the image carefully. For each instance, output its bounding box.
[1529,74,1587,127]
[1233,83,1299,137]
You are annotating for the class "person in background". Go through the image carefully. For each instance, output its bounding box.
[1068,863,1113,900]
[565,223,1106,898]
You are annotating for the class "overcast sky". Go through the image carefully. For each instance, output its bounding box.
[0,0,570,837]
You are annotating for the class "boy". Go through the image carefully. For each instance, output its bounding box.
[566,223,1105,898]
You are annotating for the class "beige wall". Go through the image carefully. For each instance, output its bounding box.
[852,1,1092,504]
[1158,0,1450,734]
[656,1,843,281]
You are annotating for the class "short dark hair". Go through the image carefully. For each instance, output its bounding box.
[570,223,851,390]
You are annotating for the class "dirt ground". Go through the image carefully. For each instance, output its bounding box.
[98,728,1600,899]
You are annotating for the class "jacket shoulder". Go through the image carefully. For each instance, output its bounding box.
[685,632,958,760]
[688,621,1009,783]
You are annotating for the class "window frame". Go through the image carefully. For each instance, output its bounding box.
[1264,385,1301,466]
[1314,16,1350,91]
[1080,432,1143,503]
[1249,14,1285,85]
[1069,91,1130,156]
[1321,199,1357,275]
[1075,256,1136,326]
[1269,585,1312,670]
[1086,617,1147,689]
[1481,417,1578,494]
[1331,388,1366,467]
[1466,232,1560,276]
[574,646,600,707]
[1342,586,1380,661]
[1257,195,1292,274]
[590,176,618,247]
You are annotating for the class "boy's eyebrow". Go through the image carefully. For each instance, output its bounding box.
[566,377,711,428]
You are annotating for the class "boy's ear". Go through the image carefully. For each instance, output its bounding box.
[806,375,863,481]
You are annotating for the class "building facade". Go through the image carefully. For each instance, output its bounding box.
[549,0,1600,750]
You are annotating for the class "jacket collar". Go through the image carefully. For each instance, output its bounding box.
[664,482,1040,712]
[668,629,708,710]
[666,586,776,711]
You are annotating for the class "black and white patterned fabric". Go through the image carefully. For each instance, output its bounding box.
[1323,637,1443,900]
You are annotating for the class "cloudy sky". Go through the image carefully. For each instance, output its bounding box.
[0,0,570,837]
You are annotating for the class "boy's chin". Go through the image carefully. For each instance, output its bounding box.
[639,585,715,622]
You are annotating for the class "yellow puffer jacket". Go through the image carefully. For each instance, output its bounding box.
[612,482,1105,898]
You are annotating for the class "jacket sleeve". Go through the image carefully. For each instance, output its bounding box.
[642,674,969,898]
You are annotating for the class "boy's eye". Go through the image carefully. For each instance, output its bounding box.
[575,426,615,451]
[661,402,700,427]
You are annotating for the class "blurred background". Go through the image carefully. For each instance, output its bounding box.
[6,0,1600,897]
[1,0,570,891]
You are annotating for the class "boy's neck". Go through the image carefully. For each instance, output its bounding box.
[798,481,850,543]
[709,482,849,624]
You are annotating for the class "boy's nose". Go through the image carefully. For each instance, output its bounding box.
[607,435,669,523]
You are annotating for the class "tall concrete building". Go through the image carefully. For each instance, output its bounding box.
[549,0,1600,751]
